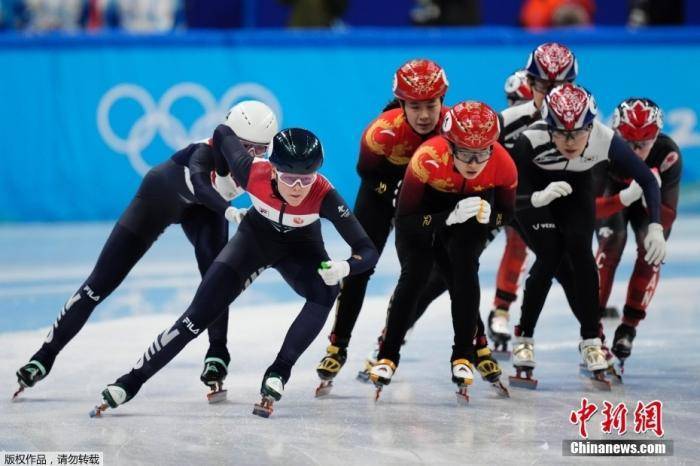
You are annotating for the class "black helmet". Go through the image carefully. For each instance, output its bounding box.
[268,128,323,174]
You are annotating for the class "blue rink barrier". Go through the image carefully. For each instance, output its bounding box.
[0,27,699,221]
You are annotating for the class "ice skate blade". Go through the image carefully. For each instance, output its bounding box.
[587,370,612,391]
[456,386,470,405]
[508,375,538,390]
[492,350,511,362]
[315,380,333,397]
[89,403,109,418]
[12,385,25,401]
[252,405,272,418]
[579,364,620,386]
[606,366,623,384]
[252,398,274,418]
[207,389,227,404]
[490,381,510,398]
[373,385,383,402]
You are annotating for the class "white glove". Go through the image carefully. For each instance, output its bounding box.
[317,261,350,286]
[619,180,643,207]
[214,174,240,201]
[643,223,666,266]
[224,206,247,224]
[446,197,483,226]
[476,199,491,224]
[530,181,573,208]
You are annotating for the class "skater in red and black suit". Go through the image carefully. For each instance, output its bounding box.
[93,127,378,418]
[315,58,450,386]
[385,44,582,358]
[368,101,517,402]
[595,98,681,371]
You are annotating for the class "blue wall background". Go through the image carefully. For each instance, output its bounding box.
[1,27,699,221]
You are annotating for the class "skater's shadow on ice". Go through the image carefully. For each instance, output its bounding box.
[10,397,75,403]
[314,394,368,401]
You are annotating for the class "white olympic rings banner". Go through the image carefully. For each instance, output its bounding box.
[97,82,283,176]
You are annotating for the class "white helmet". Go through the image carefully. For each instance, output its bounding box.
[224,100,278,145]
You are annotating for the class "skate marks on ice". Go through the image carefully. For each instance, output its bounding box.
[2,299,699,464]
[1,219,700,463]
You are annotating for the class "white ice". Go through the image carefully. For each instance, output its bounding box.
[1,219,699,465]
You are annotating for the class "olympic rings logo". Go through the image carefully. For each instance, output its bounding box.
[97,82,283,176]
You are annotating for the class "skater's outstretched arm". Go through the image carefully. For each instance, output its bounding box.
[608,135,661,223]
[319,189,378,276]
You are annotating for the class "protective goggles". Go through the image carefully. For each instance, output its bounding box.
[241,140,269,158]
[626,139,655,151]
[454,146,492,164]
[550,126,591,142]
[529,77,566,94]
[276,171,317,188]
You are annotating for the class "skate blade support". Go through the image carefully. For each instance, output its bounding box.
[89,403,109,418]
[206,389,228,404]
[315,380,333,398]
[578,365,613,391]
[372,383,384,402]
[12,385,25,401]
[489,380,510,398]
[252,396,275,418]
[455,384,470,405]
[508,367,538,390]
[205,382,227,404]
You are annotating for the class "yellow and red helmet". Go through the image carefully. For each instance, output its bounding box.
[442,101,501,150]
[392,59,449,101]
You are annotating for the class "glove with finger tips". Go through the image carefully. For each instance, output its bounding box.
[446,196,482,226]
[317,261,350,286]
[643,223,666,266]
[225,206,248,224]
[531,181,573,208]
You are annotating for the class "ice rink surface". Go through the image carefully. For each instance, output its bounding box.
[1,218,699,465]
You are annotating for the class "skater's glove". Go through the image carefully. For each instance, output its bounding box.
[619,180,643,207]
[318,261,350,286]
[214,173,241,201]
[446,196,483,226]
[530,181,573,208]
[643,223,666,266]
[224,206,248,224]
